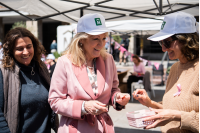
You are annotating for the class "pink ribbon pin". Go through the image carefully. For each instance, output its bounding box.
[173,84,181,97]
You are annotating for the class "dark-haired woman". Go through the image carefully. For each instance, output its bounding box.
[133,12,199,132]
[127,55,145,95]
[0,27,58,133]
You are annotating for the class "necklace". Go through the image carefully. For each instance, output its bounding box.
[31,67,35,76]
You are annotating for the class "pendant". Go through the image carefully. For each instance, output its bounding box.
[31,67,35,76]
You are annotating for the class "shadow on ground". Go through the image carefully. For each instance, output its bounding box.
[130,90,165,103]
[115,127,161,133]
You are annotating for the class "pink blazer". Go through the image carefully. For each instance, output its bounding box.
[48,54,121,133]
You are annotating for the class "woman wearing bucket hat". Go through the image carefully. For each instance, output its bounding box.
[48,13,130,133]
[133,11,199,132]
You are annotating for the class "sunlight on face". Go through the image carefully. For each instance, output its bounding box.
[13,37,34,66]
[82,33,107,60]
[161,37,183,61]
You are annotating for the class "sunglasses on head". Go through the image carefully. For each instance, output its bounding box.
[158,35,177,48]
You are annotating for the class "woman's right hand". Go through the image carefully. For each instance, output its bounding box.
[132,89,152,107]
[84,100,108,115]
[132,72,137,76]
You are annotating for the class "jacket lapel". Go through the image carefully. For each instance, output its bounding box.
[72,64,96,100]
[72,56,105,100]
[96,56,105,98]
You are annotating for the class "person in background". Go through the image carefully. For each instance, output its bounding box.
[0,27,58,133]
[127,55,145,95]
[40,44,47,62]
[104,39,110,51]
[48,13,130,133]
[45,54,56,78]
[50,40,57,53]
[133,12,199,132]
[120,37,130,51]
[118,44,127,65]
[0,42,3,64]
[41,54,46,62]
[119,37,130,65]
[114,42,120,62]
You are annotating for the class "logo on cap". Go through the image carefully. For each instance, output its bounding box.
[95,18,102,26]
[161,21,166,30]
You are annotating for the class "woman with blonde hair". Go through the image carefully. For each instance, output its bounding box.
[48,13,130,133]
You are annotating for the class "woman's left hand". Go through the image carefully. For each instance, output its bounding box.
[116,93,130,106]
[143,108,181,129]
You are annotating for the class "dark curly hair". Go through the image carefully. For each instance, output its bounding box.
[174,32,199,61]
[3,27,44,69]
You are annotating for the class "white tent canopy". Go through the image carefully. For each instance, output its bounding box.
[57,18,163,53]
[0,0,198,23]
[106,18,164,32]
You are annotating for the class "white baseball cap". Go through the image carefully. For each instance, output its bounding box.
[77,13,112,35]
[46,54,55,60]
[148,12,197,41]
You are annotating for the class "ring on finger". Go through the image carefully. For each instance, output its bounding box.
[95,109,99,113]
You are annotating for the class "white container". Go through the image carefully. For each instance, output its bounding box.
[126,109,155,128]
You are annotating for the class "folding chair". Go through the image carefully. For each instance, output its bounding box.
[152,64,164,86]
[131,71,155,102]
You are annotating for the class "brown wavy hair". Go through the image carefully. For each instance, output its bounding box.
[175,32,199,61]
[132,55,142,62]
[3,27,44,69]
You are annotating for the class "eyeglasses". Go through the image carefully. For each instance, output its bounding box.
[158,35,177,49]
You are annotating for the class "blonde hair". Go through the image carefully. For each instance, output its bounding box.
[62,32,108,66]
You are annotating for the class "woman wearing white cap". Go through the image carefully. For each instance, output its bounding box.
[48,13,130,133]
[133,12,199,132]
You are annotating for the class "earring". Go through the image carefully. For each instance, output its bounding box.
[80,43,83,47]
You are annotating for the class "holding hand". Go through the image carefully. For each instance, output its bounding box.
[132,89,152,107]
[116,93,130,106]
[132,72,138,76]
[84,100,108,115]
[143,108,181,129]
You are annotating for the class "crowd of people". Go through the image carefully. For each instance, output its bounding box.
[0,11,198,133]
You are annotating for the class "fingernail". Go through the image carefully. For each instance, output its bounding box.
[136,95,138,97]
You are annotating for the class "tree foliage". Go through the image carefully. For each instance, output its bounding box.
[12,21,26,29]
[112,35,122,43]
